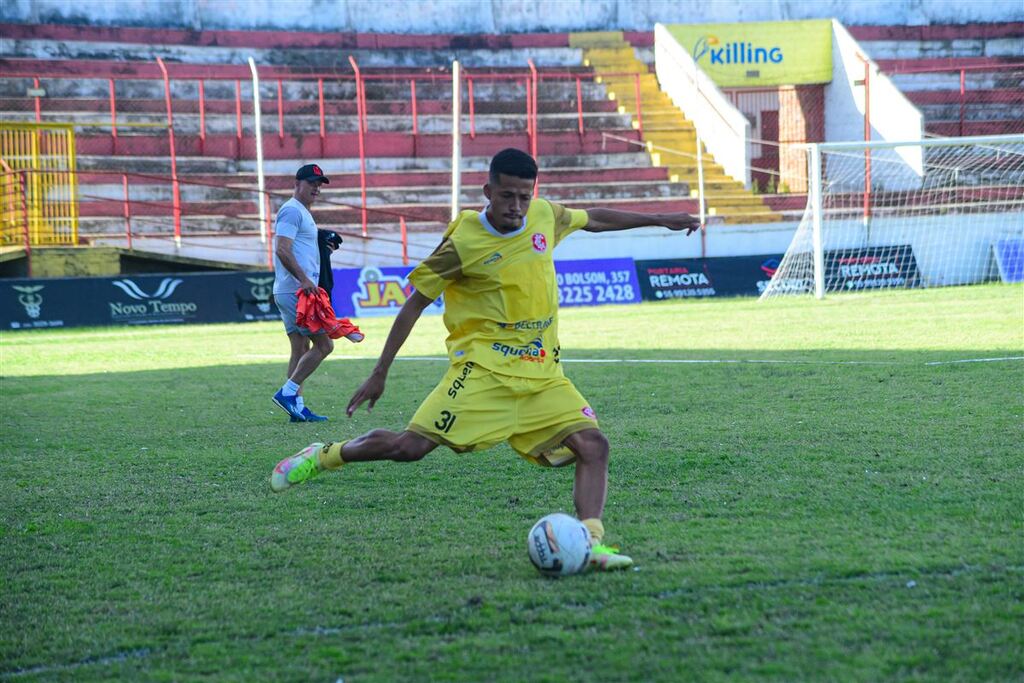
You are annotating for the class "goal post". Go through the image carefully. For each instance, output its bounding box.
[760,134,1024,300]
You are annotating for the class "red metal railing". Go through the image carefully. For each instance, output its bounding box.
[59,168,431,266]
[155,57,182,246]
[881,62,1024,137]
[0,61,650,250]
[348,56,368,236]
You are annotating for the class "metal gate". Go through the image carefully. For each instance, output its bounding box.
[0,123,79,245]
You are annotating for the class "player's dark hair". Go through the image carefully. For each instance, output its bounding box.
[489,148,538,183]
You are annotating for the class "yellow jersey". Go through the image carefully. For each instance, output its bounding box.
[408,198,589,379]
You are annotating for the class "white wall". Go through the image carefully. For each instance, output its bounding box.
[4,0,1022,32]
[94,221,802,270]
[654,23,751,187]
[92,207,1019,288]
[825,20,925,189]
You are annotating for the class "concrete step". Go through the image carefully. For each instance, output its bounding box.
[570,32,628,48]
[7,110,634,135]
[642,132,698,144]
[243,151,654,174]
[76,155,238,173]
[0,74,612,104]
[858,38,1023,60]
[0,95,622,117]
[70,128,646,160]
[77,178,692,206]
[889,71,1024,92]
[704,196,771,208]
[319,180,693,205]
[926,120,1024,136]
[2,40,585,69]
[917,102,1024,121]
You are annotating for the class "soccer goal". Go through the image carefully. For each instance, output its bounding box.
[760,134,1024,299]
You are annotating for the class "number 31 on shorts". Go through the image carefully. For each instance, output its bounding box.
[435,410,457,433]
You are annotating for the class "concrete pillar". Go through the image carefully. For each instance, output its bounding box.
[778,85,824,193]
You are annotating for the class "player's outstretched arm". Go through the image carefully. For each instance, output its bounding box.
[583,208,701,235]
[346,290,434,416]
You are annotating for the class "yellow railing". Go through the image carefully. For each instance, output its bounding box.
[0,159,27,246]
[0,122,79,245]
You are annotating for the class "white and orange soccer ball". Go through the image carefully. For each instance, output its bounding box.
[527,513,592,577]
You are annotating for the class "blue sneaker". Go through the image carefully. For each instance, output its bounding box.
[291,407,328,422]
[272,389,303,419]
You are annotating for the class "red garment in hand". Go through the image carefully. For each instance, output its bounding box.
[295,287,363,340]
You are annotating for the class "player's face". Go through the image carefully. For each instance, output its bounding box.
[484,173,535,232]
[294,179,324,207]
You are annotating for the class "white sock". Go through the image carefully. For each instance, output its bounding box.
[295,395,305,411]
[281,379,300,397]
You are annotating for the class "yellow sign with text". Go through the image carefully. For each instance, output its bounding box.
[667,20,833,87]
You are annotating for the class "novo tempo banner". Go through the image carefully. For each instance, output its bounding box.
[2,271,280,330]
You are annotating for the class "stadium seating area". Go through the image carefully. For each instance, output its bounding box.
[0,21,1020,259]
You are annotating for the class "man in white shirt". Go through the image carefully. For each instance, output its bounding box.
[271,163,361,422]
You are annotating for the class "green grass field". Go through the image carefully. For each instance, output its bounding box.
[2,285,1022,682]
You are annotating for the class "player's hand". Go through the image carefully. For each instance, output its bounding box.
[346,372,386,417]
[662,213,702,235]
[299,278,319,294]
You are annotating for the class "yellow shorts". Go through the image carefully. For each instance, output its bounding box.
[407,362,599,467]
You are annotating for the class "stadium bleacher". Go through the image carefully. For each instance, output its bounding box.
[0,21,1021,260]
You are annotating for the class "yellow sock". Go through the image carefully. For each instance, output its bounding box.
[582,518,604,545]
[317,441,348,470]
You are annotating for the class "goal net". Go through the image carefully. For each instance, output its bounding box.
[760,134,1024,299]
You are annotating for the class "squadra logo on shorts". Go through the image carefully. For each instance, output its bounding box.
[531,233,547,253]
[582,406,596,419]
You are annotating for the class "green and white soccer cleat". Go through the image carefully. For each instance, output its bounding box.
[270,443,324,493]
[588,544,634,571]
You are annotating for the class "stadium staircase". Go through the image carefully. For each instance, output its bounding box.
[570,31,781,224]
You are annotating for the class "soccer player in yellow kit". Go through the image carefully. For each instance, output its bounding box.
[270,148,700,571]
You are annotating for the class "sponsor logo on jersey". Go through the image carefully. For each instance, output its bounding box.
[531,233,547,253]
[582,406,596,419]
[491,336,547,362]
[497,316,553,331]
[483,252,503,265]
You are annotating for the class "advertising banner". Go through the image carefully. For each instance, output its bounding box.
[330,265,444,319]
[327,258,642,318]
[636,246,921,301]
[554,258,642,307]
[2,271,280,330]
[667,20,833,87]
[635,259,718,300]
[2,259,643,331]
[826,245,922,291]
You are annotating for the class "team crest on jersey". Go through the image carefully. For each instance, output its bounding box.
[531,233,547,253]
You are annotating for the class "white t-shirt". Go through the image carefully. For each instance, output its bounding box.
[272,197,320,295]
